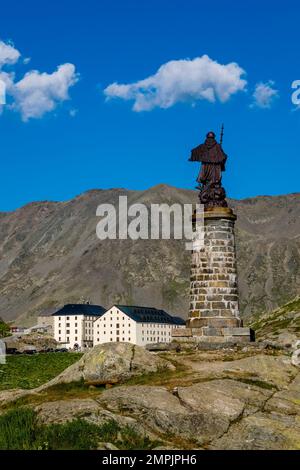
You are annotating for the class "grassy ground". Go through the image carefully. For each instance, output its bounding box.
[0,407,159,450]
[0,353,82,390]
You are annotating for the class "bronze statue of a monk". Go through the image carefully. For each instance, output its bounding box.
[189,131,228,208]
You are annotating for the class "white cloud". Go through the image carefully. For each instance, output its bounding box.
[0,39,79,121]
[0,41,20,68]
[11,63,79,121]
[251,81,278,108]
[104,54,247,111]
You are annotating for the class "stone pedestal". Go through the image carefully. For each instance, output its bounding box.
[173,207,253,345]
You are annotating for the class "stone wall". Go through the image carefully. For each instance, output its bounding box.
[187,210,242,333]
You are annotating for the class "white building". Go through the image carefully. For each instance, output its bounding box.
[52,304,106,349]
[93,305,185,347]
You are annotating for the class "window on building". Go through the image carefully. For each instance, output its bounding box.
[59,330,61,334]
[128,337,131,341]
[66,323,70,327]
[66,337,69,342]
[75,316,77,320]
[116,323,120,328]
[67,317,69,320]
[59,337,61,341]
[75,323,77,327]
[122,338,124,341]
[104,331,106,334]
[75,337,78,341]
[110,338,113,342]
[75,329,77,334]
[58,323,61,327]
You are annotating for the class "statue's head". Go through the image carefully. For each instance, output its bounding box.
[206,131,215,139]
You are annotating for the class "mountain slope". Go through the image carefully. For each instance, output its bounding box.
[0,185,299,325]
[251,296,300,343]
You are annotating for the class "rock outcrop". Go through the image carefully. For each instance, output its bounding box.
[1,346,300,449]
[37,342,174,389]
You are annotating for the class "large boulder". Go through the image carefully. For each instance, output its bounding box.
[35,398,100,424]
[96,380,273,445]
[35,397,157,439]
[180,353,298,388]
[209,412,300,450]
[38,343,174,389]
[82,343,174,384]
[96,385,218,444]
[177,379,272,417]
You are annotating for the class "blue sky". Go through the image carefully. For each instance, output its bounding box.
[0,0,300,211]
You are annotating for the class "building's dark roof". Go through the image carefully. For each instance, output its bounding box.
[112,305,185,325]
[52,304,106,317]
[172,316,186,326]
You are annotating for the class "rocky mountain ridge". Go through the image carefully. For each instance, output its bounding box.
[0,185,299,324]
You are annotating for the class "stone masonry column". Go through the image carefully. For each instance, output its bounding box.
[186,207,251,341]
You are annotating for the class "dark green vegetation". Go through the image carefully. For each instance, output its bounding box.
[251,296,300,340]
[0,318,10,338]
[0,353,82,390]
[235,378,277,391]
[0,407,158,450]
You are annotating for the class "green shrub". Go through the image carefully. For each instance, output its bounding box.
[0,319,10,338]
[117,425,157,450]
[36,419,101,450]
[0,407,37,450]
[0,407,156,450]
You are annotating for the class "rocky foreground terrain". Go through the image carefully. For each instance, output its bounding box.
[0,186,300,325]
[1,342,300,450]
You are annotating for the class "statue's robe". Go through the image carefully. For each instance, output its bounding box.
[190,137,227,185]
